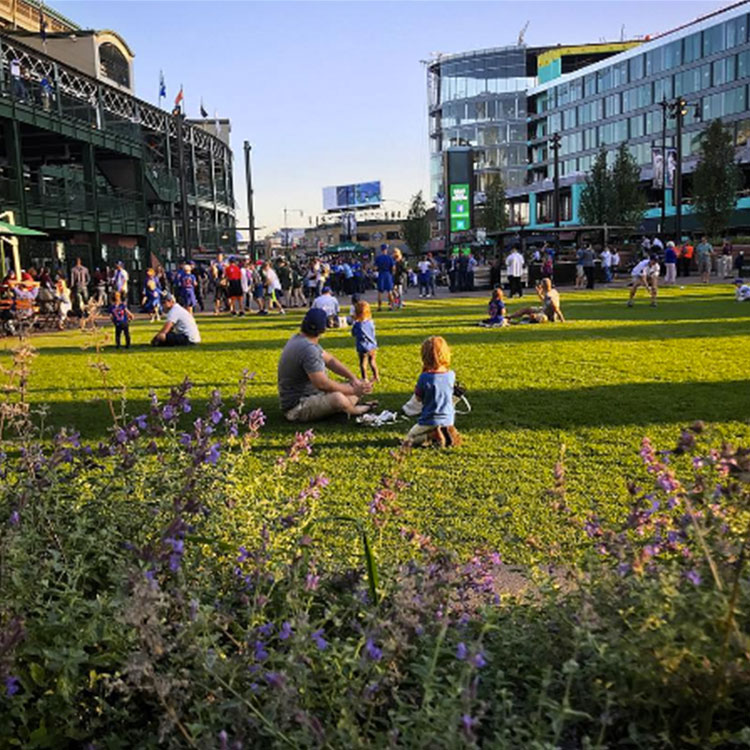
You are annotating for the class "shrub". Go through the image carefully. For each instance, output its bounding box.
[1,349,750,747]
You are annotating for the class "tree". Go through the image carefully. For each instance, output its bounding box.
[611,142,646,228]
[478,174,507,232]
[692,119,742,240]
[401,191,431,255]
[579,146,615,226]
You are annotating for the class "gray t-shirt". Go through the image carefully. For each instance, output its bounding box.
[166,303,201,343]
[278,333,325,411]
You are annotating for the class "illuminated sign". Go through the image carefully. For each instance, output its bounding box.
[449,183,470,232]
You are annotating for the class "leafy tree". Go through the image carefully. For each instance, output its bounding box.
[579,146,614,225]
[479,174,507,232]
[401,191,431,255]
[692,119,742,240]
[611,142,646,228]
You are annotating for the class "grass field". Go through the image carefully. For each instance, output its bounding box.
[4,284,750,564]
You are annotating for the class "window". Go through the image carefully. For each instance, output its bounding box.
[629,55,645,81]
[638,83,653,108]
[605,93,621,117]
[584,75,596,97]
[563,107,577,129]
[622,87,637,113]
[612,62,628,88]
[597,67,613,93]
[683,32,702,64]
[738,49,750,78]
[645,48,664,76]
[630,114,645,138]
[614,120,627,142]
[654,77,673,102]
[664,40,682,70]
[713,58,727,86]
[557,82,570,106]
[598,122,615,145]
[726,14,748,48]
[704,23,726,56]
[584,127,597,149]
[99,42,130,88]
[548,112,562,133]
[645,109,662,136]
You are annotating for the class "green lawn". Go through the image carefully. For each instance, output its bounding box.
[4,285,750,564]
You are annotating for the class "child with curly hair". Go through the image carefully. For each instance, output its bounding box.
[351,300,380,382]
[403,336,461,448]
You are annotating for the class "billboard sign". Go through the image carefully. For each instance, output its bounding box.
[449,183,470,232]
[323,181,381,211]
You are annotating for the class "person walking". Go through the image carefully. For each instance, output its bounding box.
[720,238,734,278]
[505,245,524,298]
[582,243,595,290]
[696,235,713,284]
[112,261,129,301]
[600,246,613,283]
[664,241,678,285]
[70,257,90,315]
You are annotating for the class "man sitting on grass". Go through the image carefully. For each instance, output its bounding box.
[507,278,565,324]
[278,308,374,422]
[735,278,750,302]
[151,294,201,347]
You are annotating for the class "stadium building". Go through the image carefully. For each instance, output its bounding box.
[0,0,235,291]
[427,0,750,234]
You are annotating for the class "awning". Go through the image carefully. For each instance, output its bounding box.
[0,221,47,236]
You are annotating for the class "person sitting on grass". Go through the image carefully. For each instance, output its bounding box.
[479,287,507,328]
[110,291,134,349]
[151,293,201,347]
[312,286,340,327]
[277,307,375,423]
[507,278,564,324]
[627,256,660,307]
[734,278,750,302]
[402,336,461,449]
[351,300,380,382]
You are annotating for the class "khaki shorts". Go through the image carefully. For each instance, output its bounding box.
[284,392,351,422]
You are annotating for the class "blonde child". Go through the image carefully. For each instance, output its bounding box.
[403,336,461,448]
[351,300,380,382]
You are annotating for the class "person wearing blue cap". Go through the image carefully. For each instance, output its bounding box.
[277,307,374,422]
[374,245,395,311]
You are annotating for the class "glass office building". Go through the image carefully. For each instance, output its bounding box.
[519,1,750,230]
[428,1,750,232]
[427,47,536,197]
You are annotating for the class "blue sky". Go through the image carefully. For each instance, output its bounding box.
[56,0,727,233]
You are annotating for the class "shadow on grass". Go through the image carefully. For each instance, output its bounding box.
[30,378,750,441]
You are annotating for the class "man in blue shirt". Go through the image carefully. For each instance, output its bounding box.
[374,245,395,311]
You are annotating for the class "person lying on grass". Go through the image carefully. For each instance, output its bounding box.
[278,307,375,423]
[479,287,507,327]
[402,335,461,448]
[507,278,565,324]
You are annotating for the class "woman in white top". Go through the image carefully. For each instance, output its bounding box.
[263,262,285,315]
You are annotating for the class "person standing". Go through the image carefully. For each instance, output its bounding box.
[611,248,620,279]
[696,235,713,284]
[681,240,694,277]
[224,257,244,315]
[374,245,395,311]
[720,238,733,278]
[110,291,134,349]
[263,261,285,315]
[112,261,129,301]
[417,255,432,298]
[600,246,612,283]
[627,256,660,307]
[392,248,406,308]
[664,241,678,285]
[70,257,90,315]
[734,250,745,277]
[505,245,524,298]
[575,246,586,289]
[582,243,595,290]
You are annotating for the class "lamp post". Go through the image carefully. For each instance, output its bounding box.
[243,141,256,260]
[660,97,668,234]
[666,96,701,244]
[549,132,561,227]
[172,106,191,257]
[282,208,303,257]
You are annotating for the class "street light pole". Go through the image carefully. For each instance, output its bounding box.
[661,97,668,234]
[674,97,686,245]
[550,132,561,227]
[173,107,191,256]
[282,207,303,257]
[243,141,256,261]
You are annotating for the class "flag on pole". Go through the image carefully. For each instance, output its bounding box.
[158,70,166,101]
[200,99,208,119]
[174,85,183,110]
[39,3,48,44]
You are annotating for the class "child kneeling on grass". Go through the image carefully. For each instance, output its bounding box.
[403,336,461,448]
[479,287,507,327]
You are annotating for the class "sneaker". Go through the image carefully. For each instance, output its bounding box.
[626,300,633,307]
[280,309,286,315]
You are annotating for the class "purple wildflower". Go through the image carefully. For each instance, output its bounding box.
[9,510,20,526]
[461,714,477,736]
[209,409,223,425]
[456,642,468,661]
[219,730,229,750]
[265,671,285,688]
[5,676,20,696]
[254,641,269,661]
[279,621,293,641]
[305,573,320,591]
[205,443,220,465]
[685,569,702,586]
[365,638,383,661]
[162,404,175,421]
[471,651,487,669]
[114,428,127,444]
[311,628,328,651]
[363,681,379,699]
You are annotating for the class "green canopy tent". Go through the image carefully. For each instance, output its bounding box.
[0,219,47,278]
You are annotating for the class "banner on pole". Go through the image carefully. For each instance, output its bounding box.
[665,148,677,189]
[651,147,664,189]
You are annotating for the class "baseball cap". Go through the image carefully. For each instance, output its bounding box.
[322,285,331,293]
[161,292,175,303]
[734,278,744,285]
[301,308,328,336]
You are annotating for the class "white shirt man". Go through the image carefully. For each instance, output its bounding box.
[600,248,612,268]
[151,295,201,346]
[628,257,660,307]
[506,248,525,298]
[734,280,750,301]
[311,288,340,319]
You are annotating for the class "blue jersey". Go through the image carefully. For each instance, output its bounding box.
[415,370,455,427]
[488,299,506,320]
[110,303,129,325]
[374,254,394,274]
[351,319,377,353]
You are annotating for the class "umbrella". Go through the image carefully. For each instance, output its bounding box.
[325,242,370,254]
[0,221,47,236]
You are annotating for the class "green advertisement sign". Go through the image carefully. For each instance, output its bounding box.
[449,183,470,232]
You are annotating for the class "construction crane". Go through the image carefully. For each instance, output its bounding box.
[517,20,530,46]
